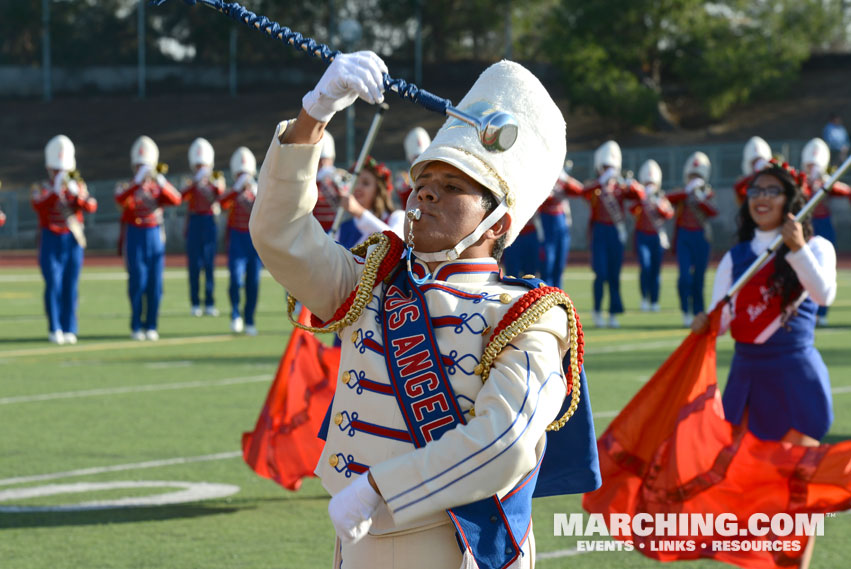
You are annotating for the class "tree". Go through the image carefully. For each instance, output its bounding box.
[538,0,848,127]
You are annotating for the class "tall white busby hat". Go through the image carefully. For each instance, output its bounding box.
[230,146,257,177]
[801,138,829,172]
[742,136,771,176]
[684,151,711,182]
[404,127,431,163]
[45,134,76,171]
[131,135,159,168]
[188,137,214,169]
[638,159,662,187]
[594,140,622,174]
[411,60,566,250]
[320,131,336,160]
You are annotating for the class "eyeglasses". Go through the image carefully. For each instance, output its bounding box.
[746,185,783,199]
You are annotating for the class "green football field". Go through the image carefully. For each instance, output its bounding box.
[1,263,849,568]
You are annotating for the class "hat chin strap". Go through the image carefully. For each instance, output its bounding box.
[413,200,509,263]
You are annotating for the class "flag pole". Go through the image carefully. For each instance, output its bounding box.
[329,102,389,235]
[723,154,851,302]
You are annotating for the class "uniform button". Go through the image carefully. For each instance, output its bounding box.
[522,274,535,279]
[481,326,491,337]
[333,413,343,426]
[135,217,142,224]
[474,364,484,376]
[329,455,339,467]
[351,331,358,344]
[342,371,351,384]
[499,293,511,304]
[538,282,548,288]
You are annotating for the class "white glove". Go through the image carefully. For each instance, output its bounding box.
[317,165,337,183]
[302,51,388,123]
[234,172,253,192]
[598,167,619,187]
[134,165,151,185]
[52,171,66,195]
[327,473,382,544]
[685,177,705,194]
[66,179,80,196]
[194,166,212,183]
[155,173,168,187]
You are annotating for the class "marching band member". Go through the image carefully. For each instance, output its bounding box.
[538,165,583,287]
[315,131,345,232]
[0,180,5,227]
[396,126,431,208]
[182,137,224,317]
[800,137,851,326]
[581,140,645,328]
[336,155,403,248]
[500,214,541,279]
[733,136,772,205]
[115,136,182,341]
[31,135,97,345]
[221,147,262,336]
[667,151,717,327]
[250,51,599,569]
[630,159,673,312]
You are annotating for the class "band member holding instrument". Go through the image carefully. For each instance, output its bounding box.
[182,137,225,317]
[800,137,851,326]
[115,135,182,341]
[581,140,645,328]
[667,151,718,327]
[221,146,262,336]
[31,135,97,345]
[336,155,403,249]
[631,159,673,312]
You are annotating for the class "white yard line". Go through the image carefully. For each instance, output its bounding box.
[0,269,275,283]
[0,333,237,358]
[0,374,271,405]
[537,547,585,560]
[0,451,242,487]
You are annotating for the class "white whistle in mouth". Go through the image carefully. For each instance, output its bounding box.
[406,208,422,221]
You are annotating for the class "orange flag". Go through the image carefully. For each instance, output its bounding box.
[583,306,851,568]
[242,307,340,491]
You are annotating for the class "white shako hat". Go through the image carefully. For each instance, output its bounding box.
[594,140,622,174]
[742,136,771,175]
[410,60,566,258]
[404,127,431,163]
[230,146,257,176]
[131,135,159,169]
[45,134,76,171]
[801,137,829,172]
[320,131,336,160]
[188,137,214,169]
[638,159,662,187]
[684,151,711,182]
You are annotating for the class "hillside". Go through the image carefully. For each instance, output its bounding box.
[0,63,848,189]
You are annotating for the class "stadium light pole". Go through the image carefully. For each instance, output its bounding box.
[42,0,51,102]
[414,0,422,85]
[138,0,146,99]
[229,24,237,97]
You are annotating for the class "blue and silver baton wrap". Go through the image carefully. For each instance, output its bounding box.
[151,0,519,152]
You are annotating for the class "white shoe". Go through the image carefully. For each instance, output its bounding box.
[651,303,660,312]
[191,306,203,317]
[640,299,650,312]
[131,330,146,341]
[145,329,160,341]
[204,306,219,317]
[48,331,65,345]
[682,313,694,328]
[245,325,258,337]
[231,317,244,333]
[608,315,620,329]
[817,315,828,327]
[592,311,606,328]
[64,333,78,345]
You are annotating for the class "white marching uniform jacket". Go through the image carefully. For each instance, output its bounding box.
[250,121,570,534]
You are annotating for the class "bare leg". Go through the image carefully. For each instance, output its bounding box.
[780,428,819,568]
